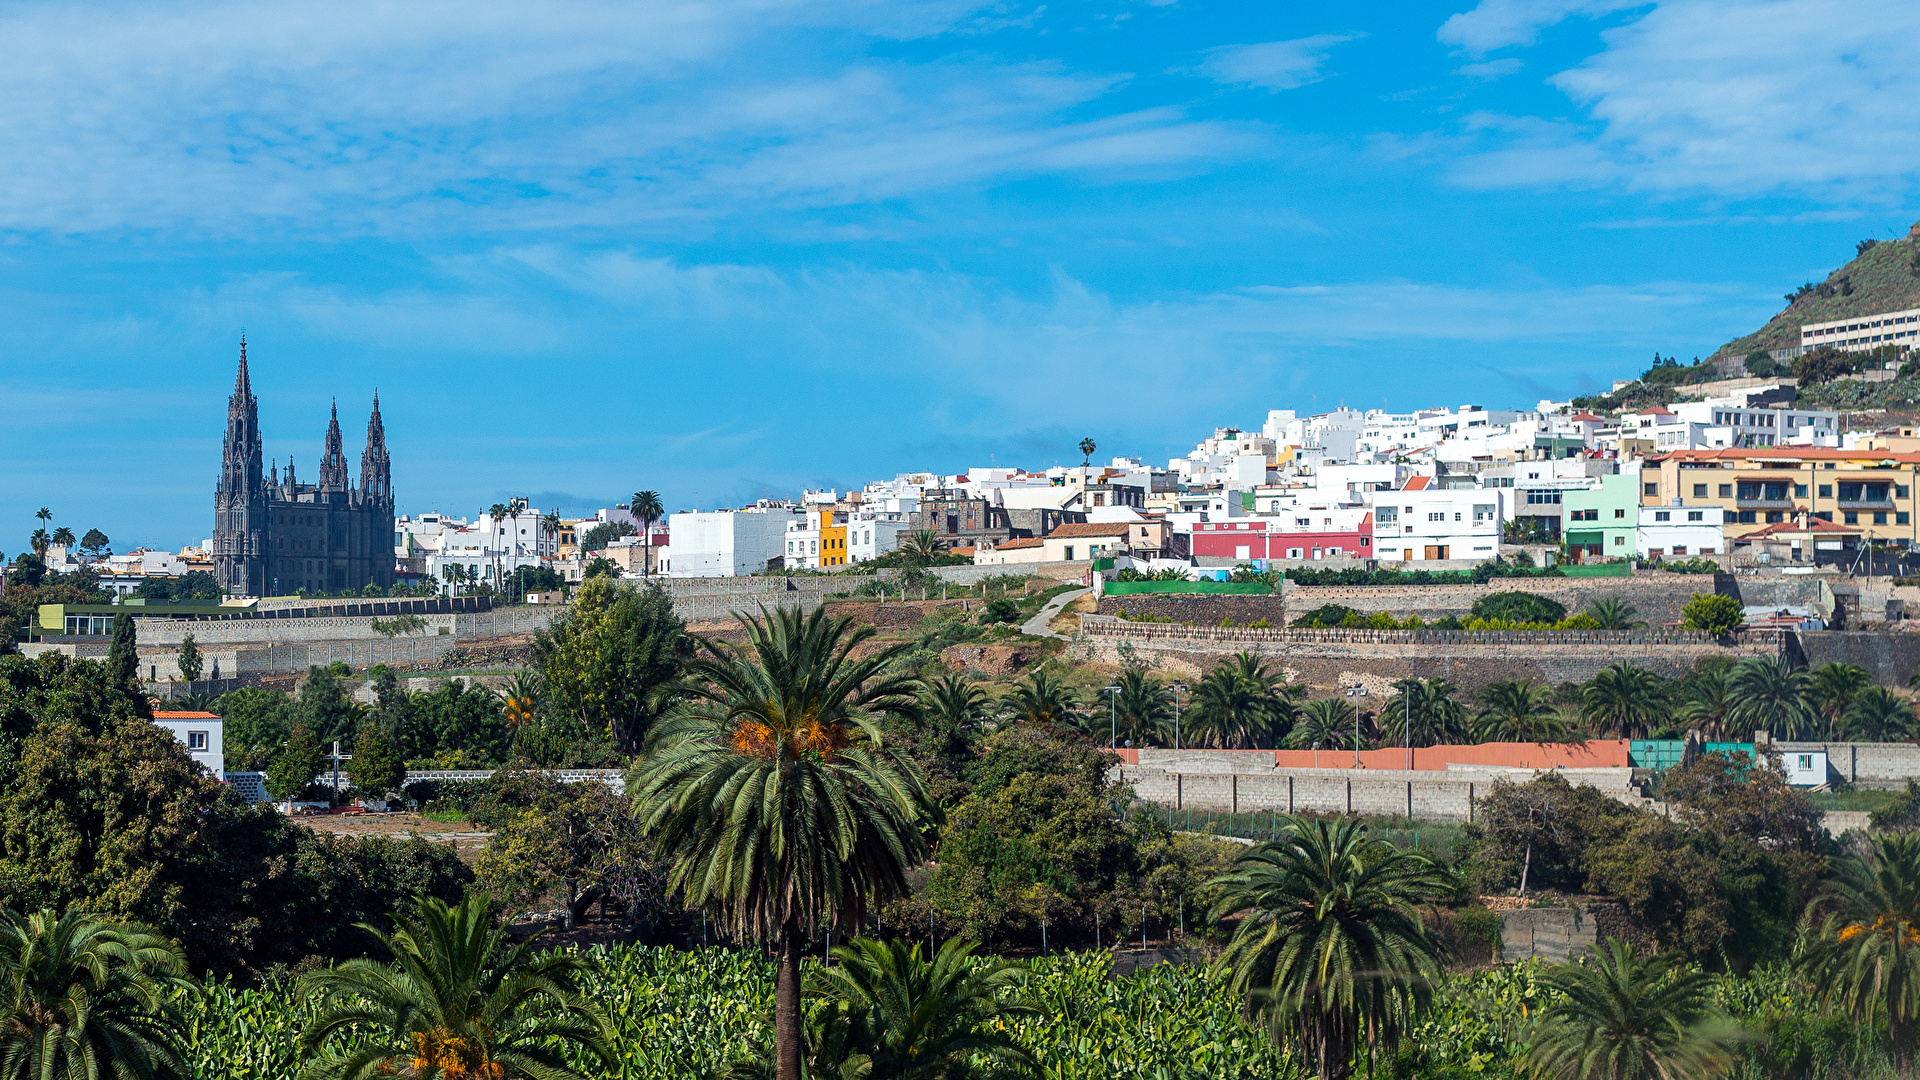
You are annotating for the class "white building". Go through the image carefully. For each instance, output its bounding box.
[153,710,224,781]
[1369,477,1501,562]
[1668,398,1840,449]
[666,506,803,577]
[1637,504,1725,560]
[1800,306,1920,354]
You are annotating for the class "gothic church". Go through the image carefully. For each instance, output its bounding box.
[212,341,396,597]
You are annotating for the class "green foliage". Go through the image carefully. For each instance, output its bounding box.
[106,611,137,688]
[534,579,690,753]
[1005,670,1080,727]
[1869,780,1920,832]
[981,597,1020,624]
[0,907,194,1080]
[176,633,204,682]
[1792,346,1858,386]
[580,520,638,551]
[268,721,325,802]
[346,722,405,798]
[1681,592,1744,635]
[1470,590,1568,625]
[1581,661,1667,739]
[1527,938,1745,1080]
[218,688,298,772]
[368,612,426,637]
[474,772,665,933]
[133,570,223,601]
[1185,653,1299,749]
[1473,679,1572,744]
[1379,678,1470,748]
[1727,654,1815,739]
[1287,698,1362,750]
[1279,564,1565,587]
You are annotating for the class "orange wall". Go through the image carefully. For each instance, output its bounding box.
[1118,740,1632,771]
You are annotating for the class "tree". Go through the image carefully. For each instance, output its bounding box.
[533,579,689,754]
[1681,593,1744,636]
[1526,938,1744,1080]
[27,530,49,559]
[899,530,945,565]
[630,606,939,1080]
[6,552,45,589]
[1286,698,1361,750]
[582,556,619,580]
[1797,833,1920,1073]
[1379,678,1469,748]
[1005,670,1080,727]
[1473,679,1570,743]
[348,723,406,799]
[1585,597,1645,630]
[1188,655,1297,749]
[268,721,325,802]
[631,490,664,577]
[50,526,74,552]
[1674,662,1737,740]
[1842,685,1915,742]
[920,672,988,748]
[1470,590,1566,625]
[798,938,1038,1079]
[78,528,110,556]
[475,773,664,932]
[296,893,615,1080]
[0,908,193,1080]
[488,501,511,597]
[1211,817,1453,1080]
[1726,654,1813,740]
[1581,662,1666,739]
[1111,668,1171,747]
[1807,663,1873,738]
[176,633,203,683]
[1078,437,1096,466]
[106,611,138,689]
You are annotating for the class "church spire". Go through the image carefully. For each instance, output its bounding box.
[361,390,392,505]
[319,397,350,490]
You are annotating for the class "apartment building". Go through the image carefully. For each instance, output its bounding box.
[1562,473,1641,561]
[1190,513,1373,561]
[1800,306,1920,354]
[664,506,803,577]
[1667,398,1840,448]
[1639,448,1920,547]
[1370,477,1500,562]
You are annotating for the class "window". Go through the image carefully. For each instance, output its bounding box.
[1644,482,1658,496]
[1718,484,1733,497]
[1845,512,1859,525]
[1614,508,1626,519]
[1691,483,1708,498]
[1655,511,1671,522]
[1737,511,1757,523]
[1428,512,1444,522]
[1901,486,1912,499]
[1869,483,1891,501]
[1798,755,1813,771]
[1673,545,1688,555]
[1901,513,1911,525]
[1063,546,1074,560]
[187,731,209,752]
[1839,483,1863,502]
[1819,484,1833,497]
[1875,512,1888,525]
[1767,512,1785,523]
[1795,484,1808,497]
[1613,536,1623,546]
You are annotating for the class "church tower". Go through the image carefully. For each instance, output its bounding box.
[318,400,350,491]
[213,339,268,596]
[361,392,392,507]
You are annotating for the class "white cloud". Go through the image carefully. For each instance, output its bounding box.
[1441,0,1920,200]
[1198,34,1362,92]
[0,0,1241,236]
[1455,58,1524,78]
[1438,0,1642,56]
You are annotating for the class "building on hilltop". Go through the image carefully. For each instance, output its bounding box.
[212,340,396,597]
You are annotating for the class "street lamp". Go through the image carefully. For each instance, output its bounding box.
[1104,684,1122,749]
[1345,684,1368,768]
[1171,682,1187,750]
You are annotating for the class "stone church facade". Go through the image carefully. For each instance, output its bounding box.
[212,341,395,597]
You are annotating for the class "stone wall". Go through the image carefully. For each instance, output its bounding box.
[1793,631,1920,687]
[1121,764,1648,822]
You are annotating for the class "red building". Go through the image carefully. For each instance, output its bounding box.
[1190,514,1373,561]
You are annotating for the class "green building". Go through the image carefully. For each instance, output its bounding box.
[37,599,245,637]
[1563,472,1641,561]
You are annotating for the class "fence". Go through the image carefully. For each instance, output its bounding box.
[225,767,627,801]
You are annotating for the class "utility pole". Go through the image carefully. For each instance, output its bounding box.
[1105,684,1121,749]
[1346,685,1368,768]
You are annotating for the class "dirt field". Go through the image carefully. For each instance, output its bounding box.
[296,812,493,858]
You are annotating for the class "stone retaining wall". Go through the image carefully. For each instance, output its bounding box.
[1121,764,1648,822]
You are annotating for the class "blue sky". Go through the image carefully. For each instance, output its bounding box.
[4,0,1918,550]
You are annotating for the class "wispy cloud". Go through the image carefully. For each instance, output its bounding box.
[1438,0,1643,56]
[1197,34,1363,92]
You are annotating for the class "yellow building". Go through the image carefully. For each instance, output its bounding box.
[819,509,849,568]
[1640,447,1920,547]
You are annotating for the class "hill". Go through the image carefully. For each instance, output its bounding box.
[1710,222,1920,361]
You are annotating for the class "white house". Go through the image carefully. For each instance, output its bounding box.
[1369,477,1500,562]
[152,710,224,781]
[1636,504,1726,560]
[666,505,803,577]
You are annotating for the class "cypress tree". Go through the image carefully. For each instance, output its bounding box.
[106,611,139,688]
[176,633,204,683]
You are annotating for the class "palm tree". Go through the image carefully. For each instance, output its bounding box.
[1674,664,1737,741]
[1078,437,1096,466]
[541,510,562,554]
[502,670,544,730]
[1187,653,1301,749]
[919,672,989,760]
[1112,668,1172,747]
[49,526,74,553]
[1797,832,1920,1073]
[1286,698,1362,751]
[1584,597,1646,630]
[1526,938,1744,1080]
[631,491,664,577]
[0,909,193,1080]
[1581,662,1667,739]
[1473,679,1570,743]
[1211,817,1453,1080]
[631,606,939,1080]
[900,530,945,566]
[1379,679,1469,748]
[298,893,613,1080]
[1006,670,1081,727]
[487,502,511,595]
[1726,654,1813,740]
[27,528,49,559]
[1808,663,1874,739]
[1840,685,1916,743]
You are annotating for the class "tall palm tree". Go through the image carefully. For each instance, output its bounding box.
[631,606,939,1080]
[1473,679,1570,743]
[1005,670,1080,727]
[1674,665,1737,741]
[1840,686,1916,742]
[1726,654,1814,740]
[0,909,193,1080]
[33,506,50,536]
[1807,663,1874,739]
[27,529,49,559]
[1796,832,1920,1073]
[1211,817,1453,1080]
[298,893,613,1080]
[1188,653,1301,749]
[502,670,544,730]
[919,672,989,760]
[900,530,945,566]
[1078,437,1096,466]
[1379,678,1470,748]
[1112,668,1172,747]
[487,502,511,596]
[1526,938,1744,1080]
[1287,699,1362,752]
[541,510,562,555]
[1584,597,1646,630]
[1581,662,1667,739]
[631,491,664,577]
[49,526,74,553]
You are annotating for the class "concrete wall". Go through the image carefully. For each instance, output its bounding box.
[1792,631,1920,687]
[1777,740,1920,787]
[1120,764,1648,822]
[1284,574,1721,626]
[1501,906,1600,962]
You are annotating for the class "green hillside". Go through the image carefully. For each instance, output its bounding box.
[1711,225,1920,360]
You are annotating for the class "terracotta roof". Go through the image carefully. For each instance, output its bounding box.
[1742,517,1861,538]
[1640,406,1676,416]
[1046,522,1136,538]
[1648,447,1920,464]
[1568,412,1608,422]
[153,711,220,719]
[1401,476,1433,491]
[991,537,1044,550]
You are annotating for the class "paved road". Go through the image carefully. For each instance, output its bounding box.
[1022,587,1090,639]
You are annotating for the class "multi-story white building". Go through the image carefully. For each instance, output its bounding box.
[1800,306,1920,354]
[1637,504,1726,561]
[152,710,224,781]
[1668,398,1840,448]
[1369,477,1501,562]
[666,505,803,577]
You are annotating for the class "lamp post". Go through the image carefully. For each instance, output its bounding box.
[1345,685,1367,768]
[1171,682,1187,750]
[1104,684,1121,749]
